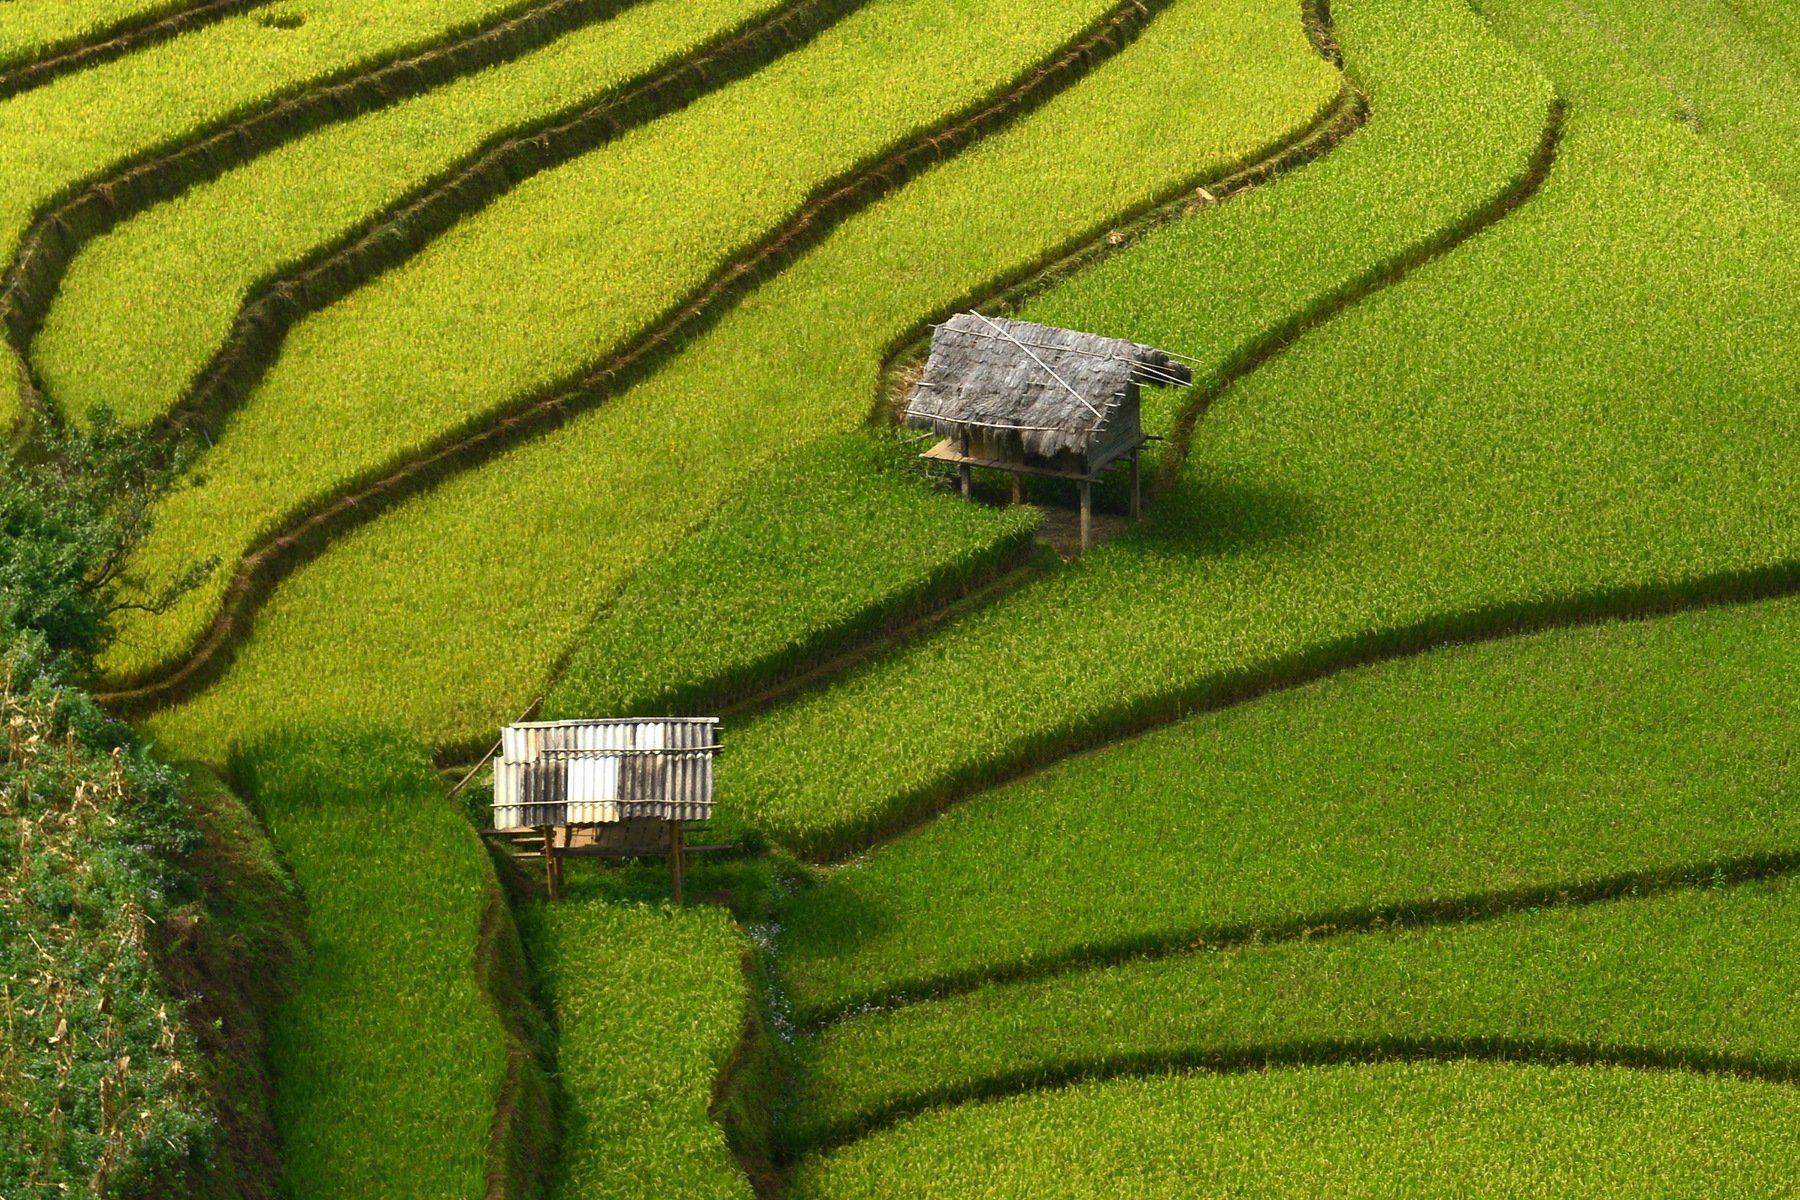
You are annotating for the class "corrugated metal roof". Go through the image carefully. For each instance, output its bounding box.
[493,718,718,831]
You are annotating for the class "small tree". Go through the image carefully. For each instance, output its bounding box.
[0,413,214,669]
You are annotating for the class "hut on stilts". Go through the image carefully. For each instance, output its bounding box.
[486,718,722,903]
[903,312,1194,552]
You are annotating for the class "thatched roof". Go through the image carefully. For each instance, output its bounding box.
[903,313,1193,459]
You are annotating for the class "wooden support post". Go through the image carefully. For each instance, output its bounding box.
[1130,447,1141,521]
[1011,473,1023,505]
[540,826,558,902]
[1079,478,1092,553]
[669,820,685,906]
[959,433,972,498]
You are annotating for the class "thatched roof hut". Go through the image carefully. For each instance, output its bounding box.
[903,312,1193,550]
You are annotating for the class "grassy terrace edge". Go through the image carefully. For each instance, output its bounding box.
[60,0,872,446]
[0,0,274,101]
[790,1040,1800,1164]
[0,0,642,431]
[98,0,1357,718]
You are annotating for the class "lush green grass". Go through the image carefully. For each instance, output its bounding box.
[789,1060,1800,1198]
[773,596,1800,1021]
[1473,0,1800,199]
[791,875,1800,1148]
[519,882,753,1200]
[723,99,1800,859]
[229,727,508,1199]
[36,0,785,427]
[543,433,1038,720]
[145,0,1342,760]
[102,0,1125,683]
[0,0,224,72]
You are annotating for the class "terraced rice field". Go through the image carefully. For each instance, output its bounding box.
[8,0,1795,1192]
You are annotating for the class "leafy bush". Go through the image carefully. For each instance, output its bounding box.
[0,637,208,1196]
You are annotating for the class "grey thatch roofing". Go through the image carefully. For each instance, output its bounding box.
[903,313,1193,458]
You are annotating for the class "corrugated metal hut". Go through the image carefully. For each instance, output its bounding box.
[491,717,719,901]
[903,312,1193,550]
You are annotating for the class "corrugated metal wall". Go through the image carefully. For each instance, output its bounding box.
[492,718,718,830]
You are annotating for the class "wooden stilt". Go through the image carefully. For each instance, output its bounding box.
[1079,478,1092,553]
[959,434,972,498]
[1011,473,1023,505]
[669,820,685,906]
[1130,448,1141,521]
[540,826,558,902]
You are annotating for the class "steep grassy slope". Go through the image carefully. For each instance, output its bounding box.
[543,433,1038,719]
[791,876,1800,1149]
[143,0,1343,759]
[1473,0,1800,198]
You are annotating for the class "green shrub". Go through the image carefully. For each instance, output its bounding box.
[0,638,208,1196]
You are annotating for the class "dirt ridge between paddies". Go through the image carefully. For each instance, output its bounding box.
[0,0,276,101]
[787,1036,1800,1162]
[48,0,879,446]
[98,0,1351,719]
[0,0,645,433]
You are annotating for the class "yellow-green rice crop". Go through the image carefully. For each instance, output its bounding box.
[788,1061,1800,1199]
[1473,0,1800,199]
[519,885,753,1200]
[791,876,1800,1151]
[542,433,1039,720]
[0,0,571,272]
[141,0,1343,761]
[102,0,1138,686]
[0,0,234,73]
[35,0,789,427]
[723,105,1800,860]
[773,596,1800,1023]
[228,727,511,1198]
